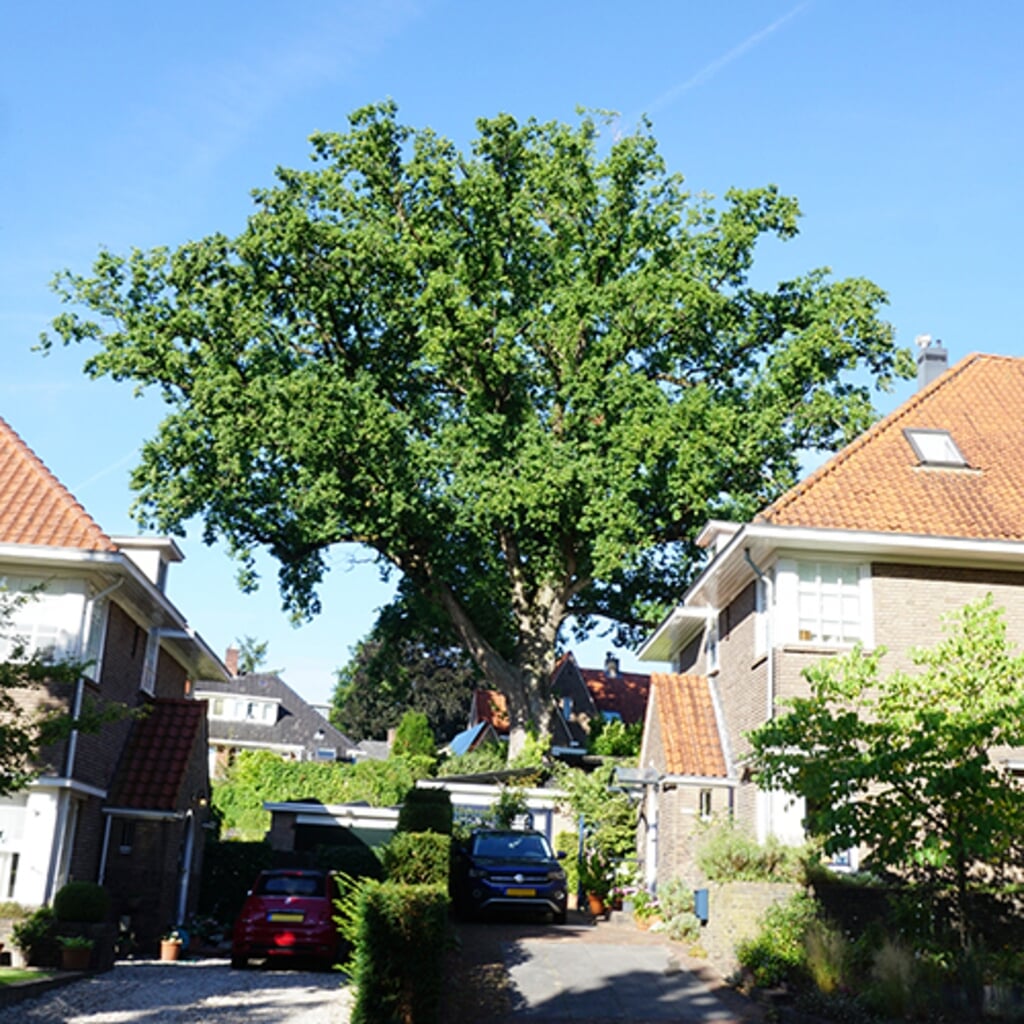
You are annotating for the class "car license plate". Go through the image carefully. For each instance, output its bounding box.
[506,887,536,897]
[268,911,304,922]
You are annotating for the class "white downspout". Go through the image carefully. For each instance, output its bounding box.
[176,811,195,926]
[743,549,775,840]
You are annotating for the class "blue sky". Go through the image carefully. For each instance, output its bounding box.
[2,1,1023,706]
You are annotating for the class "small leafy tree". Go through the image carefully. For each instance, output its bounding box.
[391,710,436,762]
[748,595,1024,945]
[235,636,269,675]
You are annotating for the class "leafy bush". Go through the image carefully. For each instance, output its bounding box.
[586,718,642,758]
[555,832,579,898]
[392,710,436,760]
[53,881,111,923]
[12,906,57,965]
[349,881,448,1024]
[397,787,452,835]
[381,832,451,886]
[657,879,701,945]
[488,786,529,829]
[736,892,817,988]
[696,818,805,883]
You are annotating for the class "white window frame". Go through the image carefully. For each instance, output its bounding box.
[776,558,873,648]
[705,618,719,674]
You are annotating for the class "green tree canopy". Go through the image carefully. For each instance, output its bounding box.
[46,101,912,748]
[748,596,1024,944]
[331,603,481,743]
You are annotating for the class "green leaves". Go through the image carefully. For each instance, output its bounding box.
[748,596,1024,939]
[47,101,910,737]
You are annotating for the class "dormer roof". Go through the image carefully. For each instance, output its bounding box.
[648,672,727,778]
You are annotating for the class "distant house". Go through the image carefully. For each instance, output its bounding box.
[0,414,225,950]
[195,656,359,778]
[467,652,651,753]
[638,346,1024,884]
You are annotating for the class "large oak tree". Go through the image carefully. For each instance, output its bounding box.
[46,103,912,749]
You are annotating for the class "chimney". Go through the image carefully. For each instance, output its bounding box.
[915,335,948,390]
[604,652,620,678]
[225,647,239,677]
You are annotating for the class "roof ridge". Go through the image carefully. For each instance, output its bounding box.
[757,352,998,523]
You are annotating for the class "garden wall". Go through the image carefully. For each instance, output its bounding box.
[698,881,800,978]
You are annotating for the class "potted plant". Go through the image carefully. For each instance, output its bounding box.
[579,849,613,917]
[58,934,94,971]
[160,929,185,962]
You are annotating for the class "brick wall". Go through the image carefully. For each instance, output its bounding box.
[698,881,800,979]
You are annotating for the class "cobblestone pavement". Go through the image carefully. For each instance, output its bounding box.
[0,959,353,1024]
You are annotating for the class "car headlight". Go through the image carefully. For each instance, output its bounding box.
[547,869,566,881]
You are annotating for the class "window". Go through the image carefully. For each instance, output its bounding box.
[775,559,872,647]
[795,562,864,644]
[754,577,769,656]
[119,820,136,855]
[699,789,713,821]
[904,428,967,467]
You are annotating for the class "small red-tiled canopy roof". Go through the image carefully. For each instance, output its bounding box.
[107,699,206,811]
[578,668,650,725]
[0,416,116,551]
[651,672,727,778]
[758,353,1024,540]
[471,690,510,733]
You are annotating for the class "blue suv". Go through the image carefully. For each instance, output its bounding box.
[451,828,568,924]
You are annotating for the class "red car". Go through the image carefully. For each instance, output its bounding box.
[231,869,340,969]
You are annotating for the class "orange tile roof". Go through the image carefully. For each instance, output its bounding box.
[0,416,116,551]
[472,689,510,733]
[107,699,207,810]
[758,354,1024,539]
[578,668,651,725]
[651,672,727,777]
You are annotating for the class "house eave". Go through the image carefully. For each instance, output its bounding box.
[0,542,228,681]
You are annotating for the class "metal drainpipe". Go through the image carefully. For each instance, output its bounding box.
[743,548,775,840]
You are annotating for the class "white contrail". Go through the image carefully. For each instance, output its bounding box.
[647,1,814,113]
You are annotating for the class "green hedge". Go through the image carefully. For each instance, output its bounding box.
[350,881,448,1024]
[53,881,110,923]
[382,832,451,886]
[396,788,453,835]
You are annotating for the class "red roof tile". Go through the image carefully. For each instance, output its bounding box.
[107,699,207,811]
[758,354,1024,539]
[471,690,510,733]
[578,668,650,725]
[0,416,116,551]
[651,673,727,777]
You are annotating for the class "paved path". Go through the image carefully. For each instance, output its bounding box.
[505,935,749,1021]
[460,910,763,1023]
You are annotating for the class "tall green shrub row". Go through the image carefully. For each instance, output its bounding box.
[345,826,452,1024]
[349,882,448,1024]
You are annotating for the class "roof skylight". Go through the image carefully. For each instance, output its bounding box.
[903,428,968,468]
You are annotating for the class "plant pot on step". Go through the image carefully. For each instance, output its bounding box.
[160,939,182,962]
[586,892,607,917]
[61,945,92,971]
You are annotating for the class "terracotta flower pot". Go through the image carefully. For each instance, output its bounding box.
[160,939,182,962]
[586,892,607,917]
[61,945,92,971]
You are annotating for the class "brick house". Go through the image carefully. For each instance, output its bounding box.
[468,652,652,753]
[0,415,226,949]
[195,656,359,780]
[638,346,1024,883]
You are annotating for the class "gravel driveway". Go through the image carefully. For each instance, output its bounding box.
[0,959,353,1024]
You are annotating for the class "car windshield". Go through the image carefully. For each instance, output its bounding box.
[473,833,552,859]
[256,874,324,897]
